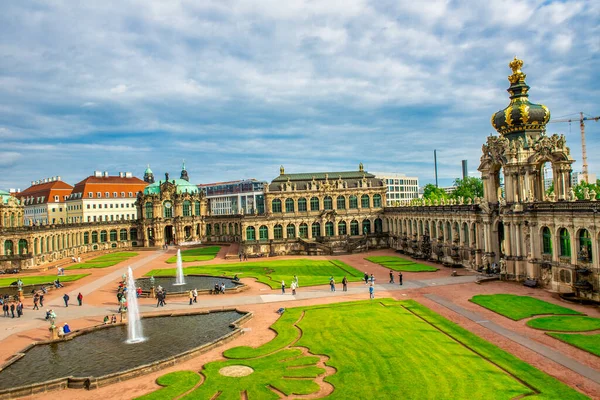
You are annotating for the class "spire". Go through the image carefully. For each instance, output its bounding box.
[143,164,154,184]
[182,159,186,171]
[180,160,189,182]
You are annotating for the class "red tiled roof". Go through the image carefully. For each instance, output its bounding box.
[17,180,73,205]
[71,176,147,195]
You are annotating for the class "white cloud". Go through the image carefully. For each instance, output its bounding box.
[110,84,129,94]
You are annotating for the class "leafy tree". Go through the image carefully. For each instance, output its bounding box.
[422,184,448,201]
[573,180,600,200]
[450,177,483,200]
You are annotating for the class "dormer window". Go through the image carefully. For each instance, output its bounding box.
[97,192,102,198]
[54,195,59,202]
[121,192,125,197]
[113,192,118,198]
[128,192,133,197]
[89,192,93,198]
[105,192,110,198]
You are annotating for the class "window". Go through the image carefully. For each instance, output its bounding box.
[338,221,347,235]
[349,195,358,209]
[113,192,117,198]
[259,225,268,241]
[120,229,127,241]
[298,198,307,212]
[104,192,108,198]
[362,219,371,234]
[287,224,296,238]
[579,229,592,262]
[312,222,321,238]
[374,218,383,233]
[542,227,552,255]
[246,226,255,241]
[54,195,59,202]
[93,204,96,209]
[337,196,346,210]
[183,200,191,216]
[163,201,173,218]
[323,196,332,210]
[121,192,125,197]
[285,198,294,213]
[559,228,571,258]
[274,224,283,239]
[325,222,334,236]
[83,232,89,244]
[361,194,370,208]
[89,192,93,198]
[310,197,319,211]
[91,231,98,243]
[110,204,113,208]
[272,199,282,213]
[195,202,200,216]
[128,192,133,197]
[299,223,308,238]
[110,230,117,241]
[373,194,382,208]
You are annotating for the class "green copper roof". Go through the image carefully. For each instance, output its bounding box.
[144,165,153,174]
[144,179,199,195]
[272,171,374,182]
[0,189,15,204]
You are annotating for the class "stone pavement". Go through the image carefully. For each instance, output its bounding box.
[425,293,600,385]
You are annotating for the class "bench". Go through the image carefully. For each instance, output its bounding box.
[523,279,538,288]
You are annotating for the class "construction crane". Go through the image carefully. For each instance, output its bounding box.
[549,112,600,183]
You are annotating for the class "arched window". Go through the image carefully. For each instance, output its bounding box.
[100,230,108,243]
[559,228,571,257]
[285,198,294,213]
[362,219,371,234]
[33,238,38,255]
[110,230,117,241]
[373,194,382,208]
[349,195,358,209]
[195,202,201,216]
[222,223,228,235]
[259,225,269,240]
[145,202,153,219]
[310,197,319,211]
[183,200,191,217]
[446,221,451,241]
[298,198,307,212]
[84,232,89,245]
[10,214,15,227]
[215,224,220,235]
[120,229,128,241]
[350,220,359,235]
[274,224,283,239]
[337,196,346,210]
[323,196,333,210]
[272,199,282,213]
[206,224,212,236]
[92,231,98,243]
[325,221,334,236]
[246,226,256,241]
[361,195,370,208]
[287,224,296,238]
[374,218,383,233]
[463,223,469,244]
[163,201,173,218]
[299,223,308,238]
[18,239,28,255]
[130,228,138,242]
[542,227,552,255]
[338,221,347,235]
[312,222,321,238]
[4,240,13,255]
[579,229,592,262]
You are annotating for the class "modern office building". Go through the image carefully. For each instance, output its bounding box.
[371,172,419,205]
[198,179,267,216]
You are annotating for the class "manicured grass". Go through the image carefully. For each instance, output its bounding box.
[142,299,586,399]
[527,316,600,332]
[146,259,364,289]
[165,246,221,263]
[66,252,138,270]
[366,255,438,272]
[0,274,89,287]
[470,294,582,321]
[548,333,600,357]
[136,371,200,400]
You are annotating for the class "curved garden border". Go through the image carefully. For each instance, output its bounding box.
[136,274,248,297]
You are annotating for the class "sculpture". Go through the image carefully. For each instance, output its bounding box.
[568,187,576,202]
[499,258,507,274]
[584,187,590,200]
[590,189,597,201]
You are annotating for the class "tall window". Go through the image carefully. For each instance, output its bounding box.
[110,230,117,241]
[246,226,255,240]
[325,221,334,236]
[145,202,153,219]
[338,221,347,235]
[349,195,358,209]
[84,232,89,245]
[195,202,201,216]
[259,225,268,240]
[337,196,346,210]
[362,219,371,234]
[100,230,107,243]
[183,201,191,216]
[287,224,296,238]
[206,224,212,236]
[274,224,283,239]
[323,196,333,210]
[298,198,307,212]
[312,222,321,238]
[373,194,382,208]
[579,229,592,262]
[272,199,282,213]
[350,220,359,235]
[374,218,383,233]
[92,231,98,243]
[542,227,552,255]
[559,228,571,257]
[310,197,319,211]
[285,198,294,213]
[120,229,128,241]
[361,194,370,208]
[299,223,308,238]
[163,201,173,218]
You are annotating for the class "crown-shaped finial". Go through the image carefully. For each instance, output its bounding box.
[508,57,526,84]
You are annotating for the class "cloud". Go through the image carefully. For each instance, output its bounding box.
[110,84,129,94]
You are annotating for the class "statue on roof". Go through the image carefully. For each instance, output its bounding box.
[359,162,364,172]
[280,165,285,175]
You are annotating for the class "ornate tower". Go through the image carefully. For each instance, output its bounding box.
[180,160,189,182]
[143,165,155,184]
[479,58,574,203]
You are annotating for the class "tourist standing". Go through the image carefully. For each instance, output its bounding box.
[33,293,40,310]
[363,272,369,285]
[193,288,198,303]
[77,292,83,306]
[239,253,242,262]
[63,293,70,307]
[10,302,15,318]
[16,301,23,317]
[329,277,336,292]
[291,281,297,295]
[369,274,375,284]
[293,275,299,288]
[2,302,8,317]
[399,272,403,286]
[369,283,374,299]
[342,276,348,292]
[103,316,109,324]
[389,270,394,283]
[39,292,44,307]
[281,280,285,294]
[189,290,194,305]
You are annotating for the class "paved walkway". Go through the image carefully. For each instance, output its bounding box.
[424,293,600,385]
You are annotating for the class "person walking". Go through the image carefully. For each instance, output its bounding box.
[10,302,15,318]
[77,292,83,306]
[363,272,369,285]
[329,276,336,292]
[342,276,348,292]
[281,280,285,294]
[291,281,297,295]
[399,272,403,286]
[193,288,198,303]
[39,292,44,307]
[189,290,194,305]
[389,270,394,284]
[293,275,299,288]
[369,283,375,299]
[33,293,40,310]
[369,274,375,284]
[239,253,242,262]
[63,293,70,307]
[16,302,23,318]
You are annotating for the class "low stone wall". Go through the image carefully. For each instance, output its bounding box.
[0,309,252,399]
[138,275,249,297]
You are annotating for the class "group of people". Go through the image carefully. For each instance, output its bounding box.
[280,275,300,294]
[155,287,168,307]
[388,270,403,285]
[188,288,198,304]
[62,292,84,307]
[238,253,249,261]
[70,256,82,263]
[103,314,118,324]
[212,282,227,294]
[2,299,23,318]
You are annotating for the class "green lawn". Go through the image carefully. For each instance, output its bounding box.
[366,255,438,272]
[139,299,586,399]
[165,246,221,263]
[0,274,89,287]
[548,333,600,357]
[66,252,138,270]
[146,259,363,288]
[470,294,582,320]
[136,371,200,400]
[527,316,600,332]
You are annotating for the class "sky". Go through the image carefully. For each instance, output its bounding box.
[0,0,599,190]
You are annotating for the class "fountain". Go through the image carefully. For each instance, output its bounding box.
[126,267,145,344]
[174,249,186,286]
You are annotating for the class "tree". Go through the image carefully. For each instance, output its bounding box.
[573,180,600,200]
[422,184,448,201]
[450,177,483,200]
[545,181,554,196]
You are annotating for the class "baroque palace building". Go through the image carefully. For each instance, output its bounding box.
[0,58,599,302]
